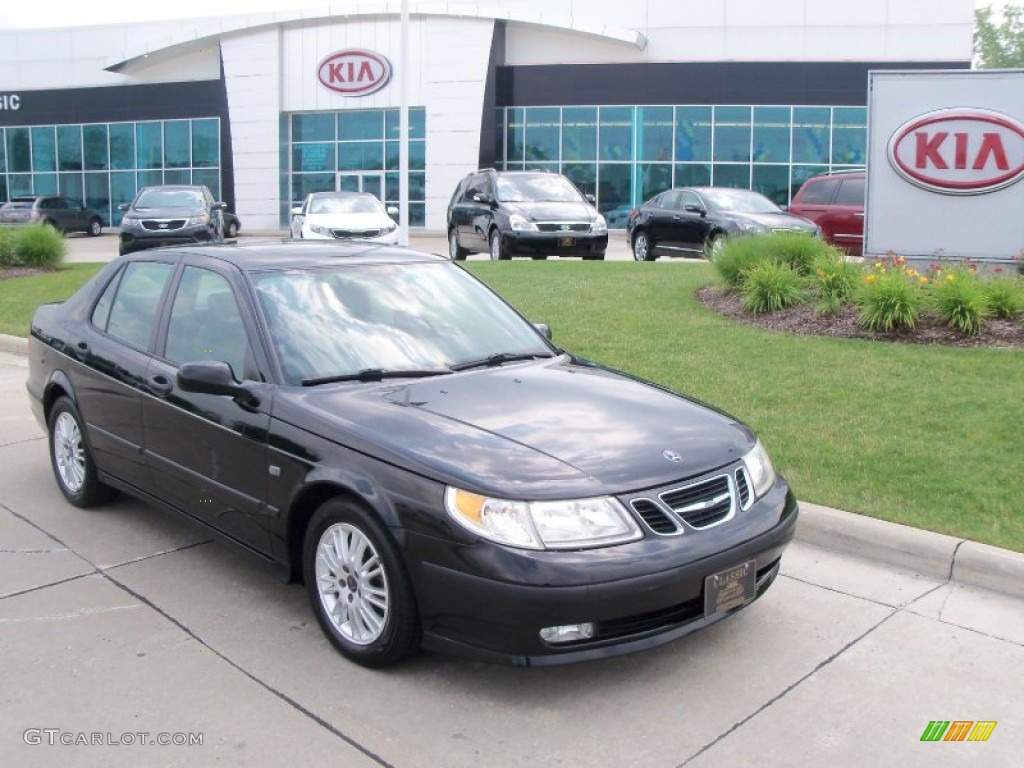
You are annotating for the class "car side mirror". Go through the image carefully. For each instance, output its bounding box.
[585,194,597,204]
[685,204,707,217]
[177,361,244,397]
[118,203,129,212]
[473,193,495,206]
[534,323,552,340]
[291,206,303,216]
[214,202,228,211]
[386,205,399,216]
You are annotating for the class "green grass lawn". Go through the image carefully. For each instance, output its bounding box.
[1,260,1020,552]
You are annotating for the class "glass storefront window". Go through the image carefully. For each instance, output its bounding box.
[109,124,135,171]
[751,164,792,206]
[293,143,335,173]
[832,107,867,166]
[506,108,524,164]
[674,163,711,188]
[712,163,751,188]
[83,125,109,171]
[192,119,219,167]
[597,162,631,216]
[599,107,633,162]
[385,108,425,140]
[639,107,673,162]
[6,128,31,173]
[714,106,752,162]
[292,113,335,142]
[562,162,596,197]
[339,111,384,141]
[164,120,191,168]
[192,169,220,199]
[338,141,383,171]
[561,107,596,163]
[32,127,57,173]
[793,107,830,164]
[136,122,162,169]
[34,173,57,194]
[59,172,84,202]
[57,126,83,172]
[639,163,671,202]
[525,107,560,163]
[753,106,791,163]
[675,107,712,162]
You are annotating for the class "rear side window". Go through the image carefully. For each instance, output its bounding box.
[834,177,865,206]
[797,178,839,204]
[100,262,175,350]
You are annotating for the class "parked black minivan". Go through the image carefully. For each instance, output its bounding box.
[447,169,607,261]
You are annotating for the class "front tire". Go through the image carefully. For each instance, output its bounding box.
[87,218,102,237]
[632,231,654,261]
[47,396,115,508]
[448,228,468,260]
[705,233,726,262]
[489,229,510,261]
[303,498,420,668]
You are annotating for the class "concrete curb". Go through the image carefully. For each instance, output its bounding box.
[797,502,1024,599]
[1,337,1020,600]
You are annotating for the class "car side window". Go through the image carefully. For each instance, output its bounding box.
[91,267,124,331]
[657,191,680,210]
[103,262,175,350]
[164,266,251,381]
[834,177,865,206]
[463,174,489,203]
[798,179,839,204]
[679,190,702,210]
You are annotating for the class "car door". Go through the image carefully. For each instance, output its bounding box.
[788,177,841,242]
[829,176,866,256]
[455,173,491,250]
[142,261,274,554]
[68,258,177,491]
[646,191,684,251]
[675,190,714,253]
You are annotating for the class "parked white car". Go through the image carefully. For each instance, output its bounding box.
[290,192,399,244]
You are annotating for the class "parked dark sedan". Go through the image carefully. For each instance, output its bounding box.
[0,195,104,236]
[117,184,226,256]
[626,187,820,261]
[27,241,797,667]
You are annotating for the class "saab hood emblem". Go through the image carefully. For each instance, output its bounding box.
[662,450,683,463]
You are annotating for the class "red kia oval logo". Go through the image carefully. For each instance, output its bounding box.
[317,49,392,96]
[887,108,1024,195]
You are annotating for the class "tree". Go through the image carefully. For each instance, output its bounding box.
[975,5,1024,68]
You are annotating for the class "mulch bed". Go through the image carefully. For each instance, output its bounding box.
[697,285,1024,349]
[0,266,50,282]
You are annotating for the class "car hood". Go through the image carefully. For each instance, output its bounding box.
[128,206,207,219]
[304,212,393,229]
[502,201,598,223]
[273,357,754,498]
[726,211,818,231]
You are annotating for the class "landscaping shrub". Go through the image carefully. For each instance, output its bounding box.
[768,231,831,276]
[857,265,920,332]
[712,236,770,287]
[740,260,805,314]
[927,265,990,336]
[12,224,66,268]
[985,275,1024,320]
[812,251,860,314]
[0,226,16,267]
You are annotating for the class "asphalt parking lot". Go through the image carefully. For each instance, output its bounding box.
[1,234,1022,767]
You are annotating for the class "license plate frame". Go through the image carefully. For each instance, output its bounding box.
[558,236,576,247]
[704,560,756,618]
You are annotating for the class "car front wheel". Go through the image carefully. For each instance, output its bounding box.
[87,218,102,237]
[489,229,510,261]
[632,231,654,261]
[448,229,468,260]
[48,396,115,507]
[304,498,420,668]
[705,234,726,261]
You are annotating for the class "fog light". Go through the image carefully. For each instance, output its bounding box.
[539,623,595,644]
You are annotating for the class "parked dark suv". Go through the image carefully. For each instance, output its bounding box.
[447,170,607,260]
[788,170,865,256]
[0,195,104,236]
[118,184,226,256]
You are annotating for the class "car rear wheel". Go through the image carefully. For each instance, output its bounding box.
[632,231,654,261]
[448,229,468,260]
[48,396,115,508]
[225,219,239,238]
[304,498,420,668]
[705,234,726,262]
[87,218,103,237]
[489,229,510,261]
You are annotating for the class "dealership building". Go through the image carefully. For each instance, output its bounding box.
[0,1,974,231]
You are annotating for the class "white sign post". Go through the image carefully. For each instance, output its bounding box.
[866,69,1024,265]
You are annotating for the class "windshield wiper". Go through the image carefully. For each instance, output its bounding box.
[301,368,451,387]
[450,352,553,372]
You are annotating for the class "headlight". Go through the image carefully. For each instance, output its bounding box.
[508,214,538,232]
[445,487,641,550]
[741,440,776,499]
[186,213,211,227]
[737,220,768,233]
[591,215,608,234]
[381,222,397,234]
[120,215,139,226]
[310,224,333,236]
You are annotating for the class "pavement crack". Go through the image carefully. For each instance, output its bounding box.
[0,436,46,449]
[676,609,898,767]
[779,573,899,608]
[0,603,143,623]
[1,571,98,601]
[102,539,215,571]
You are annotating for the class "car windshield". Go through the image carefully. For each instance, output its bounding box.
[495,174,582,203]
[701,189,780,214]
[134,189,205,209]
[252,262,552,385]
[309,195,383,215]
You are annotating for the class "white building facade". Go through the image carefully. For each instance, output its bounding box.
[0,1,974,231]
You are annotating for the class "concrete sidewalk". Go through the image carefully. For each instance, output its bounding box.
[1,348,1022,768]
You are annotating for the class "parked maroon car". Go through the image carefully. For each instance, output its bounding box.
[788,170,865,256]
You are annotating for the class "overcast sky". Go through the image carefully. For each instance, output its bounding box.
[0,0,1010,29]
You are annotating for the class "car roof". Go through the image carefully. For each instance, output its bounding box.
[121,239,448,272]
[307,191,371,198]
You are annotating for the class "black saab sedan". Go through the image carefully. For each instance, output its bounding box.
[626,187,820,261]
[27,241,797,667]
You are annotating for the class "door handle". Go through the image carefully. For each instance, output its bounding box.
[147,373,173,397]
[75,340,89,354]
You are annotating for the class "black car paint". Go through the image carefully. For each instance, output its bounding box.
[28,241,797,665]
[117,184,226,256]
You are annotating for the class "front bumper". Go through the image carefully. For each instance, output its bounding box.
[407,481,798,666]
[505,231,608,257]
[119,226,217,253]
[302,228,399,245]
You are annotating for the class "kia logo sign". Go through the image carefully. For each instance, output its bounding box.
[887,108,1024,195]
[317,49,392,96]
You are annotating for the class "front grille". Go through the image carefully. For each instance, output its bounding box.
[660,475,734,529]
[332,228,382,238]
[595,596,703,641]
[535,222,591,233]
[142,219,187,231]
[631,499,682,535]
[735,467,752,510]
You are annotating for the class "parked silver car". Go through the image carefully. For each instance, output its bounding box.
[0,195,104,236]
